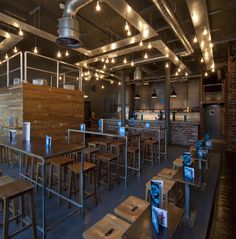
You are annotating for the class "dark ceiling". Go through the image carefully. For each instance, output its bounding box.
[0,0,236,81]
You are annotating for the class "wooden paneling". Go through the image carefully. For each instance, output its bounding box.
[23,83,84,141]
[0,85,23,136]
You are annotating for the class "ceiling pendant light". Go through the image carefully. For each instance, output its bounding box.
[123,57,127,64]
[101,85,105,89]
[13,46,18,53]
[148,42,152,49]
[5,32,10,39]
[144,52,148,59]
[96,1,101,11]
[166,53,169,58]
[131,60,134,67]
[170,88,177,98]
[103,64,106,69]
[200,58,204,63]
[5,53,9,59]
[105,58,109,64]
[193,36,197,43]
[33,46,38,54]
[65,50,69,56]
[127,30,131,36]
[203,27,208,36]
[18,28,24,36]
[111,58,115,64]
[101,57,105,62]
[57,50,62,58]
[204,71,208,77]
[125,21,129,31]
[185,72,188,77]
[139,40,143,47]
[165,63,169,68]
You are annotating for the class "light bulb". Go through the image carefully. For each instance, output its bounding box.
[101,57,104,62]
[203,27,207,36]
[33,46,38,54]
[148,42,152,49]
[96,77,99,81]
[139,40,143,47]
[193,36,197,43]
[103,64,106,69]
[118,82,121,86]
[5,54,9,59]
[175,72,179,76]
[131,60,134,67]
[101,85,105,89]
[125,21,129,31]
[211,68,215,72]
[105,58,109,64]
[204,72,208,77]
[111,58,115,63]
[200,58,204,63]
[57,50,61,58]
[165,63,169,68]
[110,80,114,84]
[166,53,169,58]
[13,46,18,53]
[185,72,188,76]
[96,1,101,11]
[84,62,87,67]
[210,43,214,48]
[144,52,148,59]
[127,30,131,36]
[19,29,24,36]
[201,40,205,48]
[123,58,127,64]
[178,68,181,72]
[65,50,69,56]
[5,32,10,38]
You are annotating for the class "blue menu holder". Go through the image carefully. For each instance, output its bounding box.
[119,127,125,136]
[80,124,86,131]
[146,122,150,129]
[46,135,52,147]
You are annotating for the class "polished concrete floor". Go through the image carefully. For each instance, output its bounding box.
[0,144,222,239]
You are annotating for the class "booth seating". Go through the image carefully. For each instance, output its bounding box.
[48,156,74,205]
[83,213,130,239]
[114,196,150,224]
[97,153,119,191]
[0,180,37,239]
[67,161,97,207]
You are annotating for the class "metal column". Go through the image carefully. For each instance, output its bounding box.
[121,70,126,126]
[165,61,171,142]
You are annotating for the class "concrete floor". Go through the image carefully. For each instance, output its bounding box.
[0,144,221,239]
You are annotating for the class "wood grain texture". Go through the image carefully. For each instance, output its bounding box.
[23,83,84,141]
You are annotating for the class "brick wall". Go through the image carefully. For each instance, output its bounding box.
[226,56,236,151]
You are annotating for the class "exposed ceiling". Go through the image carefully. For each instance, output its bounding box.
[0,0,236,83]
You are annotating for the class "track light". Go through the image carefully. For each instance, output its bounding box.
[96,1,101,11]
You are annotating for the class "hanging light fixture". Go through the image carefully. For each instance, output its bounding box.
[65,50,69,56]
[5,53,9,59]
[170,87,177,98]
[111,58,115,63]
[131,60,134,67]
[139,40,143,47]
[125,21,129,31]
[18,28,24,36]
[57,50,62,58]
[193,36,197,43]
[151,89,158,99]
[33,46,38,54]
[96,1,101,11]
[123,57,127,64]
[127,30,131,36]
[13,46,18,53]
[144,52,148,59]
[148,42,152,49]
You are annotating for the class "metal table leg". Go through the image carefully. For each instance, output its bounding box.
[42,160,46,239]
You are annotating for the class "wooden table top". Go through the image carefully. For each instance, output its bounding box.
[158,168,178,179]
[123,203,184,239]
[0,135,84,160]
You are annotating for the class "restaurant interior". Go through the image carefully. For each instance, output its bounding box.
[0,0,236,238]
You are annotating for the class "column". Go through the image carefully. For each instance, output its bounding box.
[165,61,171,142]
[121,70,126,126]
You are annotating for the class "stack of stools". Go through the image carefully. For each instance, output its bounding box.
[48,156,74,205]
[67,161,97,207]
[0,180,37,239]
[114,196,150,224]
[143,139,158,165]
[83,213,130,239]
[97,153,119,191]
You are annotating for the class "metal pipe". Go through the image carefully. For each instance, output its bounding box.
[152,0,194,55]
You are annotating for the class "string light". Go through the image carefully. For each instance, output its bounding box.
[33,46,38,54]
[19,28,24,36]
[96,1,101,11]
[200,58,204,63]
[103,64,106,69]
[185,72,188,77]
[165,63,169,68]
[131,60,134,67]
[57,50,62,58]
[125,21,129,31]
[204,72,208,77]
[110,80,114,84]
[5,32,10,38]
[105,58,109,64]
[127,30,131,36]
[123,57,127,64]
[65,50,69,56]
[193,36,197,43]
[139,40,143,47]
[203,27,208,36]
[101,57,105,62]
[5,54,9,59]
[101,85,105,89]
[118,82,121,86]
[111,58,115,64]
[144,52,148,59]
[148,42,152,49]
[13,46,18,53]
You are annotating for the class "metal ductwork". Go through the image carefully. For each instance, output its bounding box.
[56,0,93,48]
[134,67,142,81]
[152,0,194,55]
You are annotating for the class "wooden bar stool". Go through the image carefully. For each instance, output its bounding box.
[99,138,113,153]
[127,146,139,169]
[48,156,74,205]
[88,141,101,149]
[110,141,125,164]
[172,157,183,170]
[114,196,150,224]
[83,213,130,239]
[97,153,119,191]
[67,161,97,207]
[83,147,100,164]
[0,180,37,239]
[143,139,158,165]
[23,155,36,179]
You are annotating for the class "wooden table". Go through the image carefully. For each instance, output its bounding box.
[0,135,84,239]
[122,203,184,239]
[158,168,177,179]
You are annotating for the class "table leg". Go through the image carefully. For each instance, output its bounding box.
[80,151,84,219]
[42,160,46,239]
[125,137,128,188]
[138,136,141,178]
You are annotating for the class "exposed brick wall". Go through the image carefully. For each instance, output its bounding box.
[226,56,236,152]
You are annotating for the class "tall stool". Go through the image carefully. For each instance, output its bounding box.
[110,141,125,164]
[143,139,158,165]
[48,156,74,205]
[114,196,150,224]
[0,180,36,239]
[127,146,139,169]
[83,148,100,164]
[97,153,119,191]
[99,138,113,153]
[83,213,130,239]
[88,141,101,149]
[67,161,97,207]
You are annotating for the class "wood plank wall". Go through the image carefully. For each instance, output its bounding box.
[0,85,23,135]
[23,83,84,141]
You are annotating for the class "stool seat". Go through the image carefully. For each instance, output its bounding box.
[98,153,117,161]
[128,146,139,153]
[68,162,96,174]
[84,148,100,155]
[0,180,34,200]
[144,139,158,145]
[83,213,130,239]
[50,156,74,166]
[114,196,150,223]
[0,176,15,187]
[111,141,125,147]
[158,168,177,179]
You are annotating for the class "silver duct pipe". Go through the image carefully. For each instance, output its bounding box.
[152,0,194,55]
[56,0,93,48]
